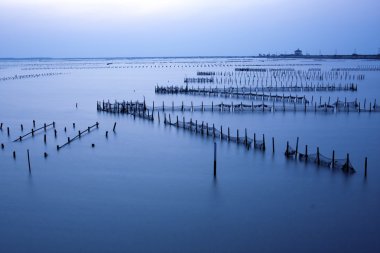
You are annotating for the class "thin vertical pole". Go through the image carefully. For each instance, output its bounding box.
[214,142,217,177]
[27,149,31,173]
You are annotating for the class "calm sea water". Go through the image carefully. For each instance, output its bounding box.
[0,58,379,253]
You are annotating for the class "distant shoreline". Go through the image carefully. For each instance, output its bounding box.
[0,55,379,61]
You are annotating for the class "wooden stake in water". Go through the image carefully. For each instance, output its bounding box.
[113,122,117,132]
[272,137,275,153]
[27,149,31,174]
[214,142,217,177]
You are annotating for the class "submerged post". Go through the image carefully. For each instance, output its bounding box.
[317,147,320,166]
[27,149,31,173]
[214,142,217,177]
[364,157,368,178]
[295,137,299,158]
[272,137,275,153]
[113,122,117,131]
[332,150,335,168]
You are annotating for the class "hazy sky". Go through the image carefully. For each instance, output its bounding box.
[0,0,379,57]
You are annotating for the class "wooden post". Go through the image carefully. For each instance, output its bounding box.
[13,151,16,159]
[214,142,217,177]
[54,129,57,138]
[245,128,248,147]
[305,145,308,160]
[113,122,117,131]
[295,137,299,158]
[44,134,47,143]
[262,134,266,150]
[237,129,239,143]
[272,137,275,153]
[212,124,215,138]
[27,149,31,173]
[7,127,9,136]
[33,120,35,128]
[106,131,108,138]
[68,137,71,143]
[364,157,367,178]
[286,141,289,156]
[72,123,75,129]
[317,147,320,165]
[345,153,350,172]
[176,116,179,127]
[228,127,230,141]
[21,124,23,131]
[332,150,335,168]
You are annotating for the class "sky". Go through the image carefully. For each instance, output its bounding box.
[0,0,379,57]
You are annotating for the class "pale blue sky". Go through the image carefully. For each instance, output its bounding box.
[0,0,379,57]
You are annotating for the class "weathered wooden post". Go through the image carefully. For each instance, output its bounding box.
[44,134,47,143]
[286,141,289,156]
[295,137,299,158]
[106,131,108,138]
[305,145,308,160]
[272,137,275,153]
[317,147,320,166]
[214,142,217,177]
[13,151,16,159]
[21,124,23,131]
[332,150,335,168]
[245,128,248,147]
[228,127,230,141]
[364,157,367,178]
[7,127,10,136]
[262,134,266,150]
[27,149,31,173]
[237,129,239,143]
[33,120,35,128]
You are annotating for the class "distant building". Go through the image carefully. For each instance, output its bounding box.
[294,49,303,56]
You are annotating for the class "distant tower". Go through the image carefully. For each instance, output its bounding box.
[294,48,302,56]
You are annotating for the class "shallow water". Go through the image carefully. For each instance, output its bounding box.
[0,58,379,253]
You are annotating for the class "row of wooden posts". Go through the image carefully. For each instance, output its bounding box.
[0,120,113,173]
[97,101,369,177]
[98,99,379,115]
[0,72,65,82]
